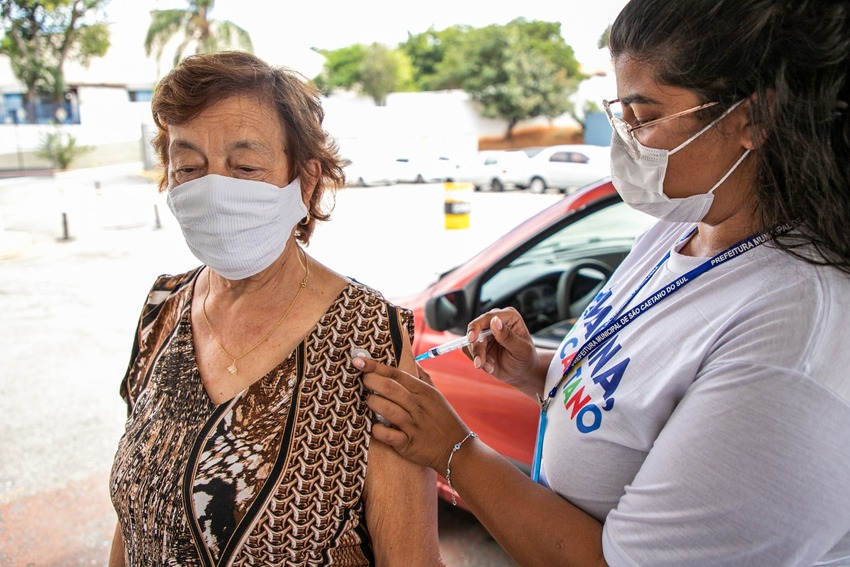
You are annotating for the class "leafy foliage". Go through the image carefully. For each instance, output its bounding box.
[318,18,586,136]
[36,127,93,170]
[0,0,111,104]
[598,25,611,50]
[144,0,253,71]
[404,19,585,138]
[314,44,369,93]
[401,25,469,91]
[358,44,414,106]
[314,43,413,106]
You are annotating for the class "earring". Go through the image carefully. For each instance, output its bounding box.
[299,212,311,226]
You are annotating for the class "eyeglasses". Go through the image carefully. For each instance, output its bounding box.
[603,98,719,158]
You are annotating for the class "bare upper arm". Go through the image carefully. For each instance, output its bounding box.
[109,522,125,567]
[364,324,444,566]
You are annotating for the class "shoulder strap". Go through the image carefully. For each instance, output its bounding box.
[386,304,404,364]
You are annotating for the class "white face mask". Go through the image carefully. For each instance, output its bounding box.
[166,174,307,280]
[610,99,749,223]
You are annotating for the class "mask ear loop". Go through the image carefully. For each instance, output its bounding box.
[705,148,751,195]
[669,99,745,156]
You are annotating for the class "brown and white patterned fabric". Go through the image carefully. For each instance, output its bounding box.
[110,267,413,566]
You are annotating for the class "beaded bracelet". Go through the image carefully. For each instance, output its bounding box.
[445,431,477,506]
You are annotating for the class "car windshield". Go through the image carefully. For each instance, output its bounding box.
[479,201,655,325]
[509,203,654,266]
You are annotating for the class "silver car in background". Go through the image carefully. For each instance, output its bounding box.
[453,149,530,192]
[516,144,611,194]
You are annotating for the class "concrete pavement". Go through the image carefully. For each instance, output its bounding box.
[0,163,555,565]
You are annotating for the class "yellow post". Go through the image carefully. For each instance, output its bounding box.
[443,181,472,229]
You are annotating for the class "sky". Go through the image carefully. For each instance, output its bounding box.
[92,0,629,83]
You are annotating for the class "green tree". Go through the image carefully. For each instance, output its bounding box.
[313,44,368,94]
[145,0,252,71]
[315,43,414,106]
[0,0,111,105]
[401,19,585,138]
[598,25,611,50]
[401,25,468,91]
[320,19,584,128]
[359,43,413,106]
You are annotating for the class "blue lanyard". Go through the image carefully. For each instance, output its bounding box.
[530,225,783,482]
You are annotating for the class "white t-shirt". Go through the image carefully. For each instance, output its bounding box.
[540,220,850,566]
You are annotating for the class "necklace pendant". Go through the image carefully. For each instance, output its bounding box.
[227,362,238,374]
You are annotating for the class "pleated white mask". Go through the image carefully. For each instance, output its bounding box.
[610,99,749,223]
[167,174,307,280]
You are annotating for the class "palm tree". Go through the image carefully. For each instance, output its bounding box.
[145,0,253,72]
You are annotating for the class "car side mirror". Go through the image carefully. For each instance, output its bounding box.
[424,290,469,332]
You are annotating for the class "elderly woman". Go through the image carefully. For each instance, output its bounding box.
[108,51,442,566]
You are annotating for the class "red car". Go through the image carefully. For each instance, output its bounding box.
[392,178,656,505]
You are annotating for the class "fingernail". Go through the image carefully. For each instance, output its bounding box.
[467,330,474,342]
[493,316,503,330]
[484,362,495,373]
[473,356,482,369]
[352,357,365,369]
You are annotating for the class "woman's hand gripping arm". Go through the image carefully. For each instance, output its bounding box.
[361,323,444,567]
[353,310,606,567]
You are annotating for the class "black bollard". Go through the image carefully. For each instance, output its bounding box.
[60,212,72,241]
[153,204,162,229]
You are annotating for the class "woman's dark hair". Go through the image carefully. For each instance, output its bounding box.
[150,51,347,244]
[610,0,850,275]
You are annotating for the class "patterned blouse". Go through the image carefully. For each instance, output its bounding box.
[110,267,413,566]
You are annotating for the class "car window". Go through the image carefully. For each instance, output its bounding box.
[477,200,655,344]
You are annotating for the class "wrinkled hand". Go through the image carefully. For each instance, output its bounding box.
[353,357,469,473]
[466,308,543,394]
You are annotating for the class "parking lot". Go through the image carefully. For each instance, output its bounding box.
[0,164,561,565]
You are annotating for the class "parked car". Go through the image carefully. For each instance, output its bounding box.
[453,149,530,192]
[516,144,612,194]
[343,156,398,187]
[390,178,656,507]
[393,155,456,184]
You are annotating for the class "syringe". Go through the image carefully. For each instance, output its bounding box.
[415,329,494,361]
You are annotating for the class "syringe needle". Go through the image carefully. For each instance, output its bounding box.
[415,329,493,361]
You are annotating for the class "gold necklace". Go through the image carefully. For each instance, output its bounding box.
[202,247,309,375]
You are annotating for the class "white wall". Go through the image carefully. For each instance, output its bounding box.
[0,86,149,158]
[0,86,516,168]
[323,90,507,165]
